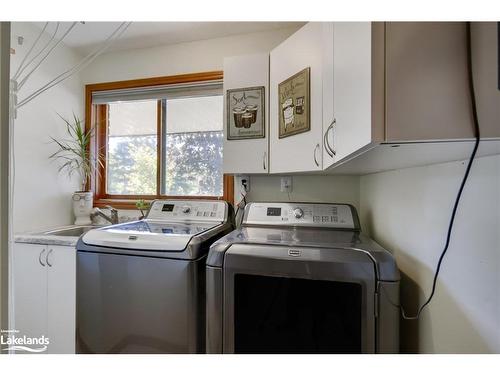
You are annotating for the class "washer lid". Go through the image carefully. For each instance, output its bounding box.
[81,220,217,251]
[207,226,399,282]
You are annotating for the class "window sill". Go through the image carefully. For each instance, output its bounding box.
[94,197,227,210]
[94,199,145,210]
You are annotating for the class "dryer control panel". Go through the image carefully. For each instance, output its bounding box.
[242,202,359,230]
[147,200,227,222]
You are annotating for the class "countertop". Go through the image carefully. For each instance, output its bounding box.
[14,225,95,247]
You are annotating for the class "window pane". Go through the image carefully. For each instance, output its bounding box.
[107,100,157,195]
[163,96,223,196]
[166,95,223,133]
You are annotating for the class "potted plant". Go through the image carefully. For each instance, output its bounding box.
[50,114,103,225]
[136,199,151,220]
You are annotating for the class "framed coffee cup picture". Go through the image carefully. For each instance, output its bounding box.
[226,86,265,140]
[278,67,310,138]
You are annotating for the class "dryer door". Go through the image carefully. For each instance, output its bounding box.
[223,244,377,353]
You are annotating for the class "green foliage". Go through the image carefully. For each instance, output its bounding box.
[49,113,103,192]
[135,199,151,211]
[164,132,223,196]
[136,199,151,217]
[107,132,223,196]
[107,136,157,195]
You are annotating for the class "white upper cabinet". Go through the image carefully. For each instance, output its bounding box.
[269,22,325,173]
[322,22,385,168]
[332,22,383,163]
[321,22,336,169]
[323,22,497,175]
[223,53,269,174]
[226,22,498,176]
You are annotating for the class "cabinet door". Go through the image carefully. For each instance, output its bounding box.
[223,53,269,174]
[12,244,48,347]
[270,22,324,173]
[47,246,76,354]
[332,22,376,163]
[322,22,336,169]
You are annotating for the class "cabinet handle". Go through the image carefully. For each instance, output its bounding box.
[324,118,336,157]
[46,249,53,267]
[313,143,320,167]
[39,248,46,267]
[263,151,267,170]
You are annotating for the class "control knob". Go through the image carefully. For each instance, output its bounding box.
[293,207,304,219]
[181,206,191,214]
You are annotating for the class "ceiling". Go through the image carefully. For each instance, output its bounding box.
[33,22,305,55]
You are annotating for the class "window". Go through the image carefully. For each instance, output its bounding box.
[162,96,223,196]
[107,100,158,195]
[85,72,233,208]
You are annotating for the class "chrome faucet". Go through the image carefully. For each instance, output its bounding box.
[91,205,119,225]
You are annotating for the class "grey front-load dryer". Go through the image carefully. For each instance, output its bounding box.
[76,200,233,354]
[206,202,400,354]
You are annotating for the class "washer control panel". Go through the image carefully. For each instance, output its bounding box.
[147,200,227,222]
[243,202,358,229]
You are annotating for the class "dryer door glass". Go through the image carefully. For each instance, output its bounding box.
[233,274,362,353]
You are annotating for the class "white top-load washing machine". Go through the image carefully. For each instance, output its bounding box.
[206,202,400,354]
[76,199,233,353]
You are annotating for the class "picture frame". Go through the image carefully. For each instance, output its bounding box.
[278,67,311,139]
[226,86,265,140]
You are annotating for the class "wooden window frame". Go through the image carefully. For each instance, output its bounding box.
[85,71,233,209]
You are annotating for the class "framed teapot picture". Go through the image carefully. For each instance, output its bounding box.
[278,67,310,139]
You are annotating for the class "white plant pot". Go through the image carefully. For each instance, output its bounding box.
[73,191,93,225]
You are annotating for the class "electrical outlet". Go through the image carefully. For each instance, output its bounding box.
[236,175,250,193]
[280,176,292,193]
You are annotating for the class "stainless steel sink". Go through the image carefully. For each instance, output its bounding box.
[42,225,103,237]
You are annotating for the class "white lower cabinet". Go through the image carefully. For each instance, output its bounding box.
[12,244,48,346]
[13,243,76,354]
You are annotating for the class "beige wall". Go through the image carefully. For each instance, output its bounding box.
[360,154,500,353]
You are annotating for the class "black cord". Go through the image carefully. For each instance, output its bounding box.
[397,22,481,320]
[234,204,240,223]
[233,180,248,228]
[240,207,245,227]
[240,180,248,226]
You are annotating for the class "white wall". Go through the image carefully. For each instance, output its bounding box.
[0,22,11,335]
[244,174,360,208]
[81,26,301,84]
[360,154,500,353]
[11,23,84,233]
